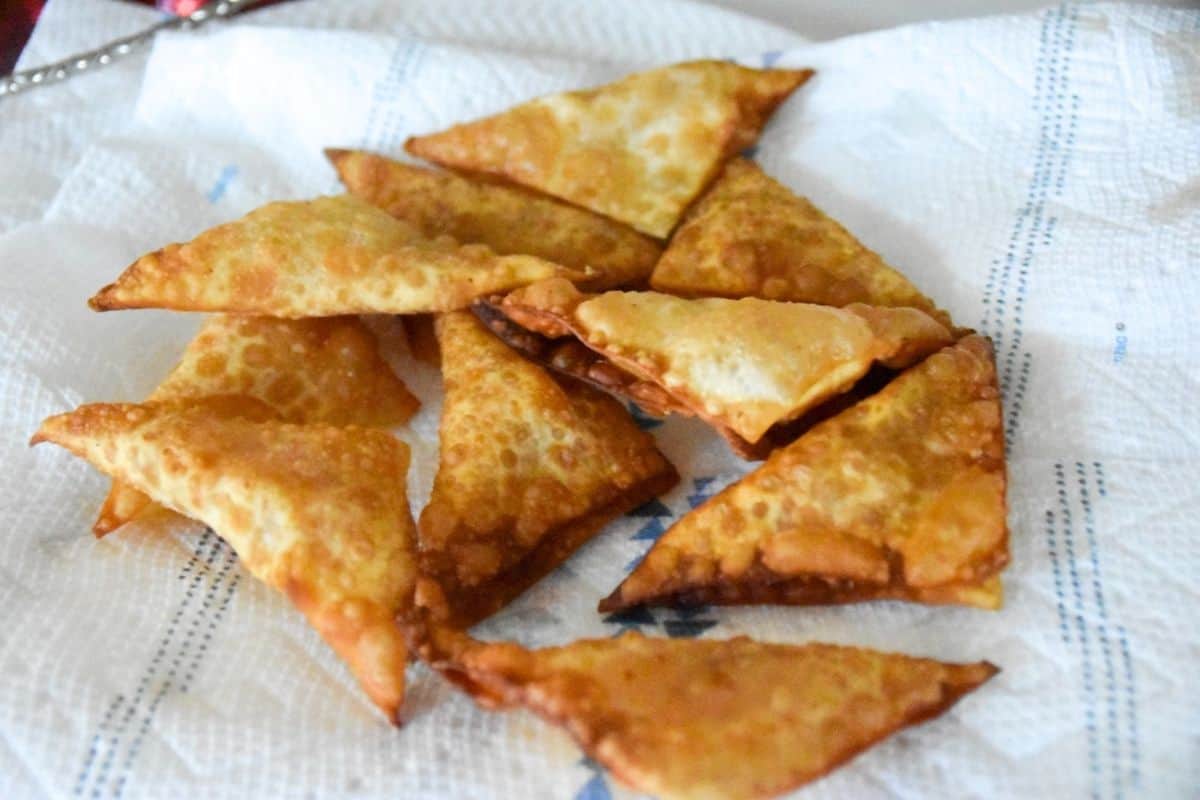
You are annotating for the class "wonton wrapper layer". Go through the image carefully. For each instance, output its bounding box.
[34,401,418,722]
[417,312,678,626]
[406,61,813,238]
[651,158,954,328]
[601,335,1008,613]
[89,195,578,317]
[94,314,419,535]
[483,279,954,457]
[412,626,997,800]
[327,149,661,290]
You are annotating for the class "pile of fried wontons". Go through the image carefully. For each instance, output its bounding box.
[36,60,1009,799]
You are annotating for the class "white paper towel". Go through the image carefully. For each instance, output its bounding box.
[0,0,804,233]
[1,2,1197,799]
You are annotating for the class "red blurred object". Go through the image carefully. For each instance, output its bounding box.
[157,0,206,13]
[1,0,45,74]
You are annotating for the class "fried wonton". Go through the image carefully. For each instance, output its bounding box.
[410,625,997,799]
[600,335,1008,613]
[651,158,955,328]
[34,400,418,721]
[405,61,813,238]
[93,314,420,536]
[417,312,678,626]
[89,195,580,317]
[479,279,954,458]
[326,149,661,290]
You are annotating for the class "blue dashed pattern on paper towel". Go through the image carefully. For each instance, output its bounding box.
[602,606,657,635]
[1076,462,1123,800]
[206,165,238,204]
[664,605,718,639]
[607,476,723,635]
[1056,462,1100,795]
[74,530,241,799]
[627,402,664,431]
[1044,508,1070,644]
[982,5,1081,448]
[623,518,665,572]
[573,758,612,800]
[686,476,719,509]
[1000,11,1142,795]
[1048,460,1141,800]
[364,41,426,151]
[1116,626,1140,788]
[621,477,721,573]
[628,498,670,518]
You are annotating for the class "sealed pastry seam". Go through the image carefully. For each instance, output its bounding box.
[33,400,419,722]
[407,624,999,800]
[327,148,662,290]
[88,195,583,317]
[93,314,419,536]
[406,60,814,237]
[650,158,956,329]
[480,279,954,458]
[417,311,678,626]
[601,335,1009,613]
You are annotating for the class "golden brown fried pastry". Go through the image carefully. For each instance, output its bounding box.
[326,149,661,290]
[480,279,954,458]
[600,335,1007,613]
[34,400,418,722]
[89,195,579,317]
[417,312,677,626]
[411,625,997,800]
[651,158,954,328]
[406,61,813,237]
[94,314,420,536]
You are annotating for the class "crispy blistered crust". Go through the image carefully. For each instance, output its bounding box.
[327,149,660,290]
[475,301,888,460]
[150,315,419,426]
[406,61,813,237]
[601,336,1008,614]
[481,279,953,456]
[92,314,418,536]
[417,312,677,626]
[651,158,955,328]
[420,463,679,628]
[411,629,998,800]
[88,195,579,317]
[34,400,418,722]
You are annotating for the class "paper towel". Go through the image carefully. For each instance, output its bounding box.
[0,0,804,233]
[1,2,1197,798]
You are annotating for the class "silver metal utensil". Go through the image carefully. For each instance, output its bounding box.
[0,0,264,100]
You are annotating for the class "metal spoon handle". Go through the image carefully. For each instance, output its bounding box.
[0,0,263,100]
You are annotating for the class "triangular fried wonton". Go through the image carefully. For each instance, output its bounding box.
[405,61,813,237]
[89,195,580,317]
[601,335,1008,613]
[34,401,418,721]
[417,312,677,626]
[94,314,420,536]
[326,149,661,290]
[410,625,997,799]
[651,158,955,328]
[479,279,954,458]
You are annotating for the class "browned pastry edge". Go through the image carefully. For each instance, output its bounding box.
[598,553,1008,613]
[402,622,1001,798]
[474,299,903,460]
[420,453,680,628]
